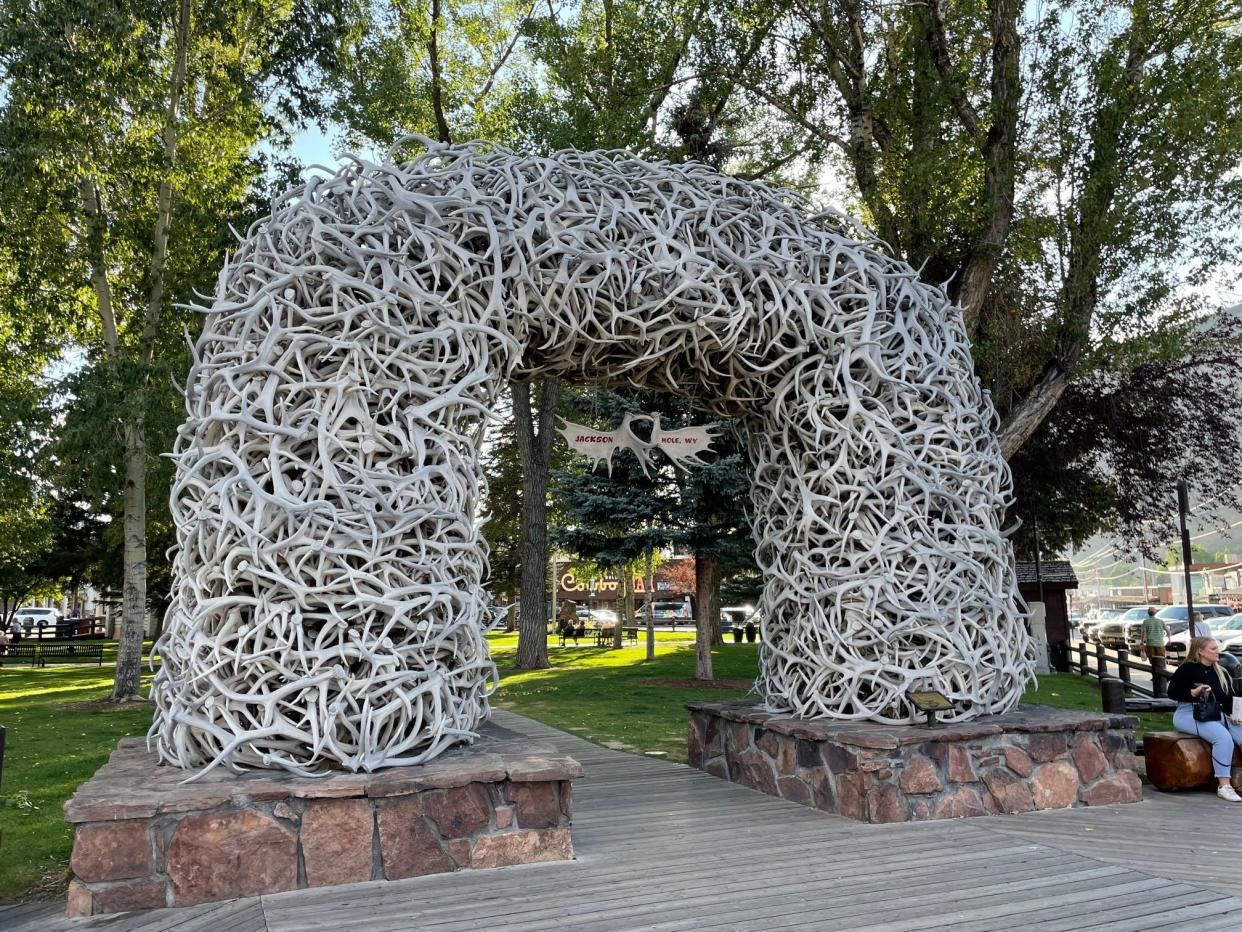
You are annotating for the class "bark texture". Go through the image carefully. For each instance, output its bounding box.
[642,552,655,662]
[112,424,148,700]
[694,552,721,680]
[513,379,561,670]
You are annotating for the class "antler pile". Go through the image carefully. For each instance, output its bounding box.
[150,139,1034,775]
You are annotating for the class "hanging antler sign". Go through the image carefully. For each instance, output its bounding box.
[558,414,717,474]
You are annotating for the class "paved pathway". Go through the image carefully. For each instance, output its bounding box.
[3,711,1242,931]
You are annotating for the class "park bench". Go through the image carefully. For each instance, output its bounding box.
[1143,731,1242,791]
[20,643,105,668]
[556,626,591,647]
[0,644,39,667]
[595,626,639,646]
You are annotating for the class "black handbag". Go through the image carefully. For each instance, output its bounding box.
[1194,693,1223,722]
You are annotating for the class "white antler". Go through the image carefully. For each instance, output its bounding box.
[149,140,1034,776]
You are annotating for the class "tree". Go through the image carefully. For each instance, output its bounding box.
[671,424,752,676]
[0,0,349,698]
[481,412,524,631]
[512,379,563,668]
[328,0,543,148]
[736,0,1242,550]
[1012,316,1242,556]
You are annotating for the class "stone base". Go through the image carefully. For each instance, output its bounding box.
[687,701,1142,823]
[64,724,580,917]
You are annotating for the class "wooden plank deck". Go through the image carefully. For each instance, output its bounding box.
[4,710,1242,932]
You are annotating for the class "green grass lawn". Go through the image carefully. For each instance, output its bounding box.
[490,633,759,759]
[0,656,156,901]
[0,632,1172,903]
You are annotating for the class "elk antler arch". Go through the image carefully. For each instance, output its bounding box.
[149,140,1035,776]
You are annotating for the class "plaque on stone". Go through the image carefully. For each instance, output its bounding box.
[907,690,953,726]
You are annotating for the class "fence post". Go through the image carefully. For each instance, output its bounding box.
[1096,644,1108,680]
[1100,676,1127,714]
[1151,656,1169,698]
[1116,647,1132,693]
[1078,642,1088,675]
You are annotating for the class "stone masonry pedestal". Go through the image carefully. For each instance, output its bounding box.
[64,723,580,917]
[687,701,1142,823]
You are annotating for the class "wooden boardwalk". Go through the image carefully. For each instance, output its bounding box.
[4,710,1242,931]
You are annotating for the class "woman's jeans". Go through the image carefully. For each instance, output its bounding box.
[1173,703,1242,777]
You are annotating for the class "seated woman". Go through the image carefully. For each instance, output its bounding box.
[1169,636,1242,801]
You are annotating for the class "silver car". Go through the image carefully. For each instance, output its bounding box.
[1162,605,1238,660]
[1097,607,1149,650]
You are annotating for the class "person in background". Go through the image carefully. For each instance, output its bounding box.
[1141,606,1167,660]
[1169,637,1242,802]
[0,625,9,660]
[1193,612,1212,638]
[557,600,577,645]
[8,616,22,644]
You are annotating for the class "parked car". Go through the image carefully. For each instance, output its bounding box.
[1081,608,1123,644]
[1160,604,1237,661]
[1211,614,1242,655]
[13,606,62,639]
[589,609,619,627]
[1096,607,1149,650]
[632,600,693,625]
[1079,618,1101,643]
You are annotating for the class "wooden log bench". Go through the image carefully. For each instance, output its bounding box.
[1143,731,1242,791]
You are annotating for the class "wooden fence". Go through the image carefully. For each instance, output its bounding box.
[1067,640,1170,699]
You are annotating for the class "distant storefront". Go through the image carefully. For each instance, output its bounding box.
[555,555,695,607]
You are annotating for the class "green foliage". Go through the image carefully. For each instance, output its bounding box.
[739,0,1242,548]
[0,0,350,626]
[329,0,543,147]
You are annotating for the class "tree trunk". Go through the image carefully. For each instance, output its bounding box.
[643,551,656,662]
[927,0,1021,325]
[694,551,723,679]
[104,0,189,702]
[614,569,630,650]
[111,421,148,701]
[513,379,561,670]
[997,365,1071,459]
[427,0,453,144]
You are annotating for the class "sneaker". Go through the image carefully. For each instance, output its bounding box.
[1218,785,1242,802]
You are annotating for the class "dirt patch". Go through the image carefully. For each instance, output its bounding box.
[55,697,152,713]
[12,866,70,903]
[638,678,753,690]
